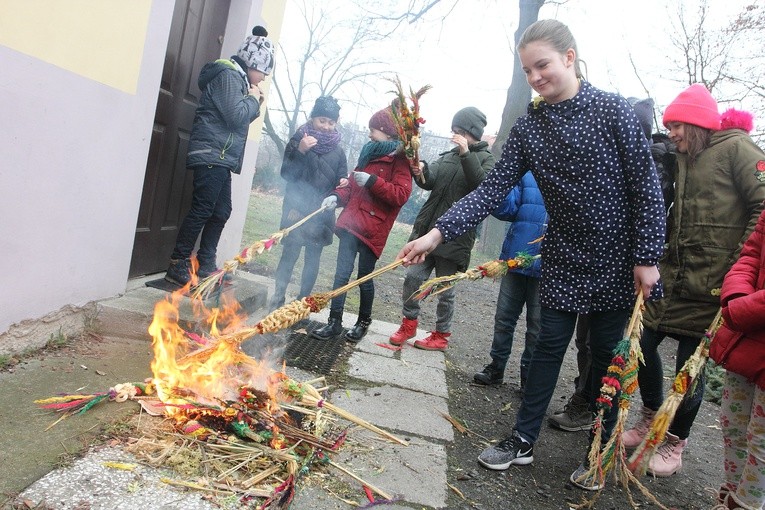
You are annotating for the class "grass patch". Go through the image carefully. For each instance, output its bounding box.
[101,413,138,439]
[82,308,102,339]
[46,327,70,349]
[0,354,13,370]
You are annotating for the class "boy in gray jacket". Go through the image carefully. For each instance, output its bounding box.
[166,26,274,285]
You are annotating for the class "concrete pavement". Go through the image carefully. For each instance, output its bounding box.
[5,271,455,509]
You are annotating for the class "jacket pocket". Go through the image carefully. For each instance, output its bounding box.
[709,324,743,366]
[679,245,734,304]
[358,200,388,225]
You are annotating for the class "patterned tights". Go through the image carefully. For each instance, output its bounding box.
[720,370,765,510]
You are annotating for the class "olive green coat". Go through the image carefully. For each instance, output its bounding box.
[644,128,765,337]
[409,141,494,269]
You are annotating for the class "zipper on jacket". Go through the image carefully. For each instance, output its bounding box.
[220,133,234,160]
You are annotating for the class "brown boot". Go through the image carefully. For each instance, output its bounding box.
[389,317,417,346]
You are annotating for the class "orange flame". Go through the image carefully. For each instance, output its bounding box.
[148,283,279,417]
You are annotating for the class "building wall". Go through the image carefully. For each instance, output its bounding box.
[0,0,286,348]
[219,0,286,269]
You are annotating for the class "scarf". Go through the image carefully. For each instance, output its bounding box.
[356,140,400,170]
[297,123,342,155]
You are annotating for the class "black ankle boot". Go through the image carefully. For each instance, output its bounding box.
[345,318,371,343]
[311,317,343,340]
[165,258,191,286]
[473,362,505,385]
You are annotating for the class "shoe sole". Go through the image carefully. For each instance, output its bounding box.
[569,472,603,491]
[548,418,594,432]
[310,331,342,340]
[477,455,534,470]
[389,334,415,346]
[413,344,446,351]
[646,466,681,478]
[164,275,190,287]
[473,376,504,386]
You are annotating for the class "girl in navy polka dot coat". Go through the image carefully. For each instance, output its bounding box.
[399,19,666,488]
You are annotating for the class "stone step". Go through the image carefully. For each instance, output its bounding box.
[97,272,269,341]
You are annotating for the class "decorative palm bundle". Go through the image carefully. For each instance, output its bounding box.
[583,294,644,475]
[388,75,431,183]
[192,205,330,300]
[572,293,670,510]
[413,254,540,300]
[627,309,724,475]
[34,382,156,430]
[182,259,405,364]
[36,374,404,507]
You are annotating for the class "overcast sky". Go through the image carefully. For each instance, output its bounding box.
[275,0,755,138]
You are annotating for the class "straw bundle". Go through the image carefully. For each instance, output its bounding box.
[627,309,723,475]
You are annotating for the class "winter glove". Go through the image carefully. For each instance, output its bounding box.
[353,171,371,187]
[321,195,338,210]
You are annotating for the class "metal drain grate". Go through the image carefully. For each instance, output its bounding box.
[283,320,346,375]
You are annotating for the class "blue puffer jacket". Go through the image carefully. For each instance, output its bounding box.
[491,171,547,278]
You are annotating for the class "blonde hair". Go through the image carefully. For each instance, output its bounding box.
[518,19,583,79]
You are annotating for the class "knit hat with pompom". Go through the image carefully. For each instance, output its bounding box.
[237,26,275,75]
[369,106,399,139]
[310,96,341,121]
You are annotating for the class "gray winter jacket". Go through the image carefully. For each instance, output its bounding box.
[186,59,261,174]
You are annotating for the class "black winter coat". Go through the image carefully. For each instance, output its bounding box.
[279,131,348,246]
[186,59,261,173]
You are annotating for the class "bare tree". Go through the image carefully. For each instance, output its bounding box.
[264,0,468,157]
[666,0,765,139]
[357,0,460,36]
[263,1,391,155]
[477,0,545,254]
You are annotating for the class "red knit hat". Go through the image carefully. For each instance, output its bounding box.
[369,107,399,139]
[662,84,720,130]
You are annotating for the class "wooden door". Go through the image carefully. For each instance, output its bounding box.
[129,0,231,277]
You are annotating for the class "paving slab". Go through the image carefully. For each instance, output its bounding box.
[346,351,448,399]
[329,385,453,442]
[335,431,448,508]
[98,273,268,341]
[19,446,216,510]
[353,331,447,371]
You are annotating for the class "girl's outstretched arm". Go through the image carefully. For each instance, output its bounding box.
[398,228,444,266]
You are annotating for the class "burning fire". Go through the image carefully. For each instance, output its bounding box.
[148,285,280,417]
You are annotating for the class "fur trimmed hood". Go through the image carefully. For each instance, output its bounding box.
[721,108,754,133]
